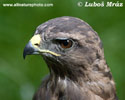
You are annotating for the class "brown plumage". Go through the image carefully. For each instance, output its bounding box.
[23,16,118,100]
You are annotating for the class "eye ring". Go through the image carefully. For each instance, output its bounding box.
[58,39,73,49]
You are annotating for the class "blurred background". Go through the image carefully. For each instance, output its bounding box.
[0,0,125,100]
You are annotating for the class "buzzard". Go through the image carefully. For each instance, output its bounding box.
[23,16,118,100]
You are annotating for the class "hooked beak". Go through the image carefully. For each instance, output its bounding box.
[23,41,39,59]
[23,34,61,59]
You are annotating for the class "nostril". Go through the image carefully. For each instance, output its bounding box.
[34,43,39,46]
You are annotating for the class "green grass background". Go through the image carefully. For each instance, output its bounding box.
[0,0,125,100]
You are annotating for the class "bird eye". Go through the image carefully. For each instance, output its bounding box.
[58,39,73,49]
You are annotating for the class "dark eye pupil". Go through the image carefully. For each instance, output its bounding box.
[62,40,69,46]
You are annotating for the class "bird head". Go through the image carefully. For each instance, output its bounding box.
[23,17,117,100]
[23,16,104,80]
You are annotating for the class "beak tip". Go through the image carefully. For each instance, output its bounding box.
[23,41,36,59]
[23,50,26,59]
[23,55,26,59]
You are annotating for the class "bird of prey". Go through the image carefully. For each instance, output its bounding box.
[23,16,118,100]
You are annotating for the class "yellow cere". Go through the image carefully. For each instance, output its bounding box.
[30,34,41,47]
[30,34,61,57]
